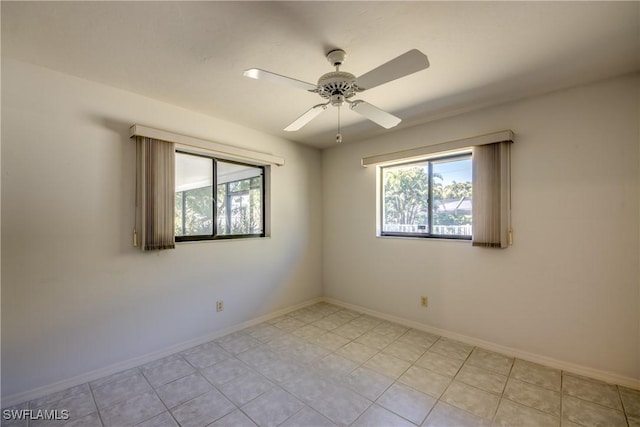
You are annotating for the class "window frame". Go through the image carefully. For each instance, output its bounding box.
[379,151,472,240]
[175,150,266,242]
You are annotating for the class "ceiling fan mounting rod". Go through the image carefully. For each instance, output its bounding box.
[326,49,347,69]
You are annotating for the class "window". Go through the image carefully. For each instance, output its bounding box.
[175,151,265,240]
[380,153,472,239]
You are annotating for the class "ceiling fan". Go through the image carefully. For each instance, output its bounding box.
[244,49,429,142]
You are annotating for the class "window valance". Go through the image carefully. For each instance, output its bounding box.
[361,130,513,167]
[130,125,285,167]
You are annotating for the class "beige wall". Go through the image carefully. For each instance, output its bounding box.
[1,59,323,397]
[322,74,640,380]
[2,57,638,400]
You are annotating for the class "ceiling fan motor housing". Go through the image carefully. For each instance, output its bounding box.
[317,71,356,104]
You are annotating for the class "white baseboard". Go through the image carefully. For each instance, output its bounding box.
[1,297,323,408]
[323,297,640,390]
[4,294,637,408]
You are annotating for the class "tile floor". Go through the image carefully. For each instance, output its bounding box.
[3,302,639,427]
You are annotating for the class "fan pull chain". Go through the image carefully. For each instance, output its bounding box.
[336,106,343,143]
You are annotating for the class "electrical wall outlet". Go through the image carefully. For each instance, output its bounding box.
[216,300,224,312]
[421,296,428,308]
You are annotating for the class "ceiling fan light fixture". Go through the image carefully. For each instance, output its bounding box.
[330,94,346,107]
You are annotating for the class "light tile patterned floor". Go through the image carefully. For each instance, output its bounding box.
[3,302,639,427]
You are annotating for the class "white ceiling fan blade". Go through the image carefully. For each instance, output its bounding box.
[244,68,318,92]
[284,103,328,131]
[349,100,401,129]
[354,49,429,91]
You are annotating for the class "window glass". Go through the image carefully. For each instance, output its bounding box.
[382,162,430,234]
[432,157,472,236]
[175,153,213,237]
[175,152,265,240]
[216,161,263,236]
[380,153,472,239]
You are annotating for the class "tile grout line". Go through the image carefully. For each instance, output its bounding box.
[241,306,360,426]
[356,326,420,424]
[414,337,474,424]
[136,363,173,425]
[208,350,276,427]
[289,308,367,426]
[356,341,411,426]
[369,329,433,425]
[203,353,272,425]
[443,344,484,419]
[413,339,442,425]
[291,311,419,426]
[615,385,631,427]
[145,360,186,427]
[86,381,106,427]
[152,350,236,426]
[266,385,305,427]
[620,383,633,427]
[563,378,631,415]
[392,336,442,425]
[490,354,517,425]
[561,370,568,427]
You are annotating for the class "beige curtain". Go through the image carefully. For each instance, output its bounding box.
[135,136,175,251]
[472,141,511,248]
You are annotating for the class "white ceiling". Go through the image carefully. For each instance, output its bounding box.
[2,1,639,148]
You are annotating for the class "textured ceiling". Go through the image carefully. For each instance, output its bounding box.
[2,1,639,148]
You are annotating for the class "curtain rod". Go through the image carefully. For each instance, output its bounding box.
[129,124,285,166]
